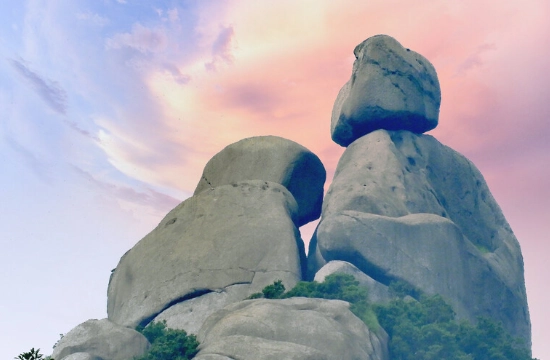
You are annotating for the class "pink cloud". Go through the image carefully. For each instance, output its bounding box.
[106,23,167,53]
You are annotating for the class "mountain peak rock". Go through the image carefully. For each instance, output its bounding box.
[331,34,441,146]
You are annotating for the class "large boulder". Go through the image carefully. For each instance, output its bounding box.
[194,298,389,360]
[331,35,441,146]
[312,129,530,343]
[194,136,326,226]
[151,284,249,334]
[314,260,392,304]
[108,180,305,328]
[51,319,149,360]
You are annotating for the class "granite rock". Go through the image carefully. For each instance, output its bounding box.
[195,297,389,360]
[331,35,440,146]
[108,180,304,328]
[51,319,149,360]
[194,136,326,226]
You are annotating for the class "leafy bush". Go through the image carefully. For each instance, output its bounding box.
[135,320,199,360]
[374,295,536,360]
[255,275,536,360]
[15,348,51,360]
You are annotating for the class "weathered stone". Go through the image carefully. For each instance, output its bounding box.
[331,35,440,146]
[151,284,249,335]
[108,180,305,328]
[314,129,530,343]
[194,136,326,226]
[60,353,101,360]
[314,260,391,304]
[195,298,389,360]
[51,319,149,360]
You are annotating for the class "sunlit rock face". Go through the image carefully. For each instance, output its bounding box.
[194,297,389,360]
[194,135,326,226]
[108,180,305,329]
[310,129,531,344]
[331,35,441,146]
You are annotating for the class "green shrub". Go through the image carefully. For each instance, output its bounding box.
[135,320,199,360]
[255,275,535,360]
[15,348,50,360]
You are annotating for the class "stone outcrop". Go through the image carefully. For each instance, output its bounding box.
[108,180,305,329]
[194,136,326,226]
[311,129,531,342]
[194,298,389,360]
[51,319,149,360]
[331,35,440,146]
[314,260,392,304]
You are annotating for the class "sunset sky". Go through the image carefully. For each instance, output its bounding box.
[1,0,549,358]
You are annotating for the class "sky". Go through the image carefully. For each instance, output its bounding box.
[1,0,548,358]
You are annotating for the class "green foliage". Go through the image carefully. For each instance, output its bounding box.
[262,280,286,299]
[135,320,199,360]
[15,348,50,360]
[374,296,536,360]
[250,275,536,360]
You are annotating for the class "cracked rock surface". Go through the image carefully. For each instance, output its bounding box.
[194,135,326,226]
[107,180,305,328]
[310,129,531,343]
[194,297,389,360]
[331,34,440,146]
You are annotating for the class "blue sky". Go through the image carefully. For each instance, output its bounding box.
[1,1,549,358]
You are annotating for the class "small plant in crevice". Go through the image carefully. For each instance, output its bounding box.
[135,320,199,360]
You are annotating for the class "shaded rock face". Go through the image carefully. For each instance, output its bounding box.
[108,180,305,329]
[311,129,531,343]
[194,136,326,226]
[151,284,249,335]
[331,35,440,146]
[314,260,392,304]
[51,319,149,360]
[195,298,389,360]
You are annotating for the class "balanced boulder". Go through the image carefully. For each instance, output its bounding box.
[194,297,389,360]
[331,35,440,146]
[312,129,530,343]
[108,180,305,329]
[194,136,326,226]
[51,319,149,360]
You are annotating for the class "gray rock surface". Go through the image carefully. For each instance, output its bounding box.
[194,136,326,226]
[108,180,305,328]
[195,298,389,360]
[314,260,392,304]
[51,319,149,360]
[60,353,101,360]
[151,284,249,335]
[331,35,440,146]
[313,129,530,343]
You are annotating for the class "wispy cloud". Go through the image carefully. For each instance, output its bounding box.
[205,26,235,71]
[9,58,68,115]
[105,23,167,53]
[162,63,191,85]
[76,11,109,27]
[71,166,181,213]
[4,136,51,183]
[455,43,496,76]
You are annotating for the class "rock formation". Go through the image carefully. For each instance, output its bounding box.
[51,319,149,360]
[309,34,530,344]
[52,34,531,359]
[194,136,326,226]
[108,180,306,329]
[194,298,388,360]
[331,35,440,146]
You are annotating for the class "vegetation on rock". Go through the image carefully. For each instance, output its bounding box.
[135,320,199,360]
[15,348,52,360]
[256,274,536,360]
